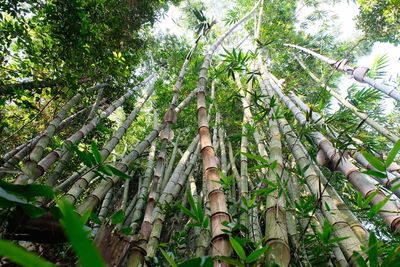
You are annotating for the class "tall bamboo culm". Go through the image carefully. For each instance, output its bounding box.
[263,68,400,234]
[194,1,261,262]
[285,43,400,101]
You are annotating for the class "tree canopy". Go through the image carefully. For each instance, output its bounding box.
[0,0,400,266]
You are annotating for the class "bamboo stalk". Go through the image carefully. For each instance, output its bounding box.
[161,132,180,190]
[127,136,200,266]
[27,84,106,164]
[261,67,400,234]
[76,122,165,214]
[47,90,107,186]
[0,104,97,177]
[17,76,154,183]
[86,86,105,122]
[285,44,400,101]
[258,76,291,266]
[186,3,263,255]
[92,188,114,237]
[73,79,200,214]
[128,112,158,233]
[63,83,155,203]
[276,116,365,264]
[288,91,400,199]
[131,29,206,260]
[293,54,399,143]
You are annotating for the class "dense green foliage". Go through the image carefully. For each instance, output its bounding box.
[1,0,400,266]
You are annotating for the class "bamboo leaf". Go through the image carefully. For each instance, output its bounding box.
[160,248,178,267]
[57,198,105,267]
[81,208,92,225]
[241,152,268,163]
[352,251,368,267]
[363,169,387,179]
[120,227,132,235]
[219,256,244,267]
[178,204,196,220]
[91,141,102,164]
[179,256,212,267]
[0,240,55,267]
[0,187,29,204]
[111,210,125,225]
[368,195,390,217]
[362,151,385,172]
[98,165,113,176]
[368,232,379,267]
[245,246,269,263]
[386,140,400,167]
[0,180,54,200]
[229,236,246,260]
[106,165,132,179]
[186,190,197,218]
[90,212,102,224]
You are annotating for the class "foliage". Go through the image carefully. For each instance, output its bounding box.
[1,0,400,266]
[357,0,400,44]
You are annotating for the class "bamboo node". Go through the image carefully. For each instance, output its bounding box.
[353,67,369,83]
[333,58,350,71]
[391,217,400,234]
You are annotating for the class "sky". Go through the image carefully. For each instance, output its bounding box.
[297,1,400,114]
[153,0,400,113]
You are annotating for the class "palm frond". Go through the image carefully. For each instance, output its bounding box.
[368,54,389,80]
[223,9,240,26]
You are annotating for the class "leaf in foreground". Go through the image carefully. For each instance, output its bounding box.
[57,197,105,267]
[0,240,55,267]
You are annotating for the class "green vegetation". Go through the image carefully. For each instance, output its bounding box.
[1,0,400,266]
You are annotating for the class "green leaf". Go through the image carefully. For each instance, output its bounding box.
[363,170,387,179]
[368,195,390,217]
[120,227,132,235]
[21,204,46,218]
[160,248,178,267]
[97,165,113,176]
[241,152,268,163]
[106,165,132,179]
[111,210,125,225]
[57,198,105,267]
[91,141,102,164]
[246,246,269,263]
[368,232,378,267]
[179,256,213,267]
[0,180,54,200]
[229,236,246,260]
[219,256,244,267]
[81,208,92,225]
[0,187,28,204]
[352,251,368,267]
[386,140,400,167]
[90,212,102,224]
[362,151,385,172]
[179,204,195,218]
[0,240,55,267]
[73,147,96,168]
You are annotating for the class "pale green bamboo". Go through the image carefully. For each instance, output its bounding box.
[262,67,400,234]
[285,44,400,101]
[75,81,199,214]
[161,132,180,190]
[258,76,291,266]
[128,112,158,233]
[17,76,154,183]
[293,54,399,143]
[127,136,200,266]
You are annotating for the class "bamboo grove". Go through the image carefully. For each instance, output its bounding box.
[1,0,400,266]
